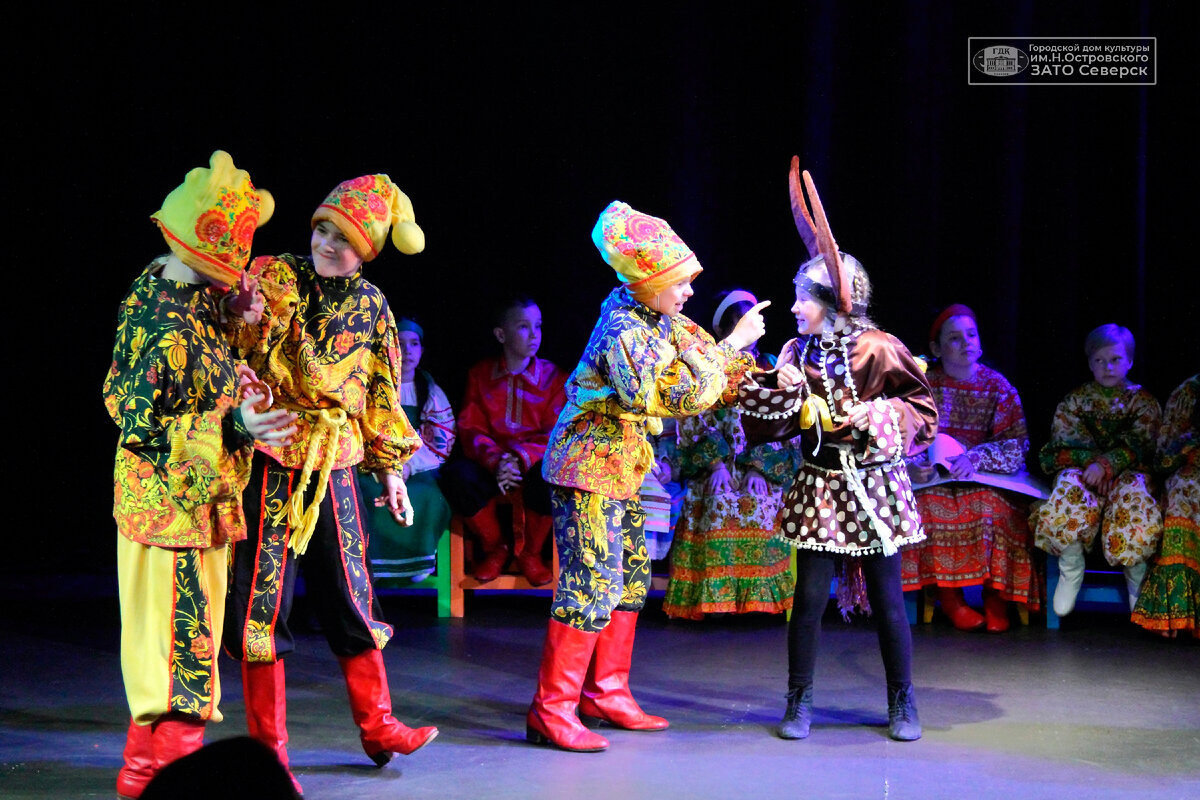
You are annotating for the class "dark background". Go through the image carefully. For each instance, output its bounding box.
[11,2,1196,576]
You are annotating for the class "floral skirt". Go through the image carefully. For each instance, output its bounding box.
[901,484,1043,609]
[663,487,794,620]
[1132,467,1200,636]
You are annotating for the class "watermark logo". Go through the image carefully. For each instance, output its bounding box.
[972,45,1029,77]
[969,37,1156,85]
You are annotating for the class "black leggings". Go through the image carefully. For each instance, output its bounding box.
[786,550,912,691]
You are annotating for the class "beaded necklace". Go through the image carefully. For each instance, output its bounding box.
[799,326,864,423]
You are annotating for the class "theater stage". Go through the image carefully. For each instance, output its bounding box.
[2,577,1196,799]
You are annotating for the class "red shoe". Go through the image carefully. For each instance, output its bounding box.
[473,546,509,582]
[467,499,508,582]
[983,588,1011,633]
[515,552,552,586]
[339,650,438,766]
[516,511,554,585]
[151,713,205,772]
[937,586,985,631]
[526,620,609,752]
[242,660,304,795]
[116,718,154,800]
[578,611,668,731]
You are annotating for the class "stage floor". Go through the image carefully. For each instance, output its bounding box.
[2,577,1197,799]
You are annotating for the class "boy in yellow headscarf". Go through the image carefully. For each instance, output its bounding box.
[103,151,293,799]
[526,201,768,752]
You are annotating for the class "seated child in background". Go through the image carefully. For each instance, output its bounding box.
[663,290,799,620]
[902,304,1042,633]
[1132,373,1199,638]
[439,294,567,584]
[360,316,456,584]
[1033,323,1162,617]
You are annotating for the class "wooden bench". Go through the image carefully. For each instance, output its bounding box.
[447,492,559,617]
[371,529,454,617]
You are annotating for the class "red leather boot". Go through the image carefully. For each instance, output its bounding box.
[151,713,205,772]
[526,620,609,752]
[578,610,668,730]
[338,650,438,766]
[937,586,985,631]
[242,660,303,795]
[467,498,508,582]
[983,587,1011,633]
[516,510,553,586]
[116,718,155,799]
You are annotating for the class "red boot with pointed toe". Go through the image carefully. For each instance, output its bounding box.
[578,611,668,730]
[116,718,155,800]
[242,660,303,795]
[339,650,438,766]
[526,620,609,752]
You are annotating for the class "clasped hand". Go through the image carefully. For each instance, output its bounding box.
[496,453,523,494]
[237,365,297,446]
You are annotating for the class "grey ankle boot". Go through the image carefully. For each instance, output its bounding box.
[776,686,813,739]
[887,683,921,741]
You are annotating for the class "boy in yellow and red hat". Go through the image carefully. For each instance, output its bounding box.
[103,151,295,799]
[525,201,768,752]
[221,174,436,791]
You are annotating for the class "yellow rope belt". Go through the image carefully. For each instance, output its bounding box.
[271,407,348,555]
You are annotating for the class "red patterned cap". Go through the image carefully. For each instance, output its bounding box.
[311,174,424,261]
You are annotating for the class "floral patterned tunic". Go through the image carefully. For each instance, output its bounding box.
[230,254,420,472]
[1038,380,1160,478]
[103,258,254,548]
[1033,380,1162,564]
[740,328,937,556]
[542,287,756,500]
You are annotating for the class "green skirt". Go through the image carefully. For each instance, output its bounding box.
[360,469,451,587]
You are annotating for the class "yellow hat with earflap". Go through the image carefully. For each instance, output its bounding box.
[151,150,274,287]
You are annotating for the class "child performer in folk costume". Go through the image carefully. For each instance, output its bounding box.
[1033,324,1162,617]
[223,175,436,792]
[739,160,937,742]
[902,305,1042,632]
[528,201,768,752]
[663,290,800,620]
[104,152,295,799]
[1132,373,1199,637]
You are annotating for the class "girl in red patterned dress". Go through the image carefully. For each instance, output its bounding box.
[901,305,1042,632]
